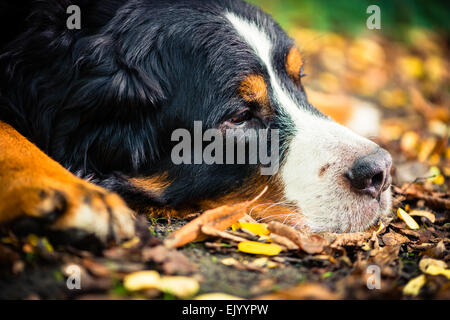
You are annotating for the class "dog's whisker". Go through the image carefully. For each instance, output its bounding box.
[282,212,296,224]
[256,212,297,224]
[249,201,297,216]
[256,213,294,222]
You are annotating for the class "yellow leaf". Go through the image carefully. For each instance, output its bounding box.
[123,271,199,298]
[376,220,385,234]
[428,154,440,166]
[194,293,244,300]
[428,120,448,137]
[238,241,283,256]
[418,138,436,162]
[398,56,424,79]
[427,166,444,184]
[403,274,426,296]
[251,257,278,268]
[258,234,271,241]
[123,270,160,291]
[121,236,140,249]
[266,260,279,268]
[379,89,407,108]
[444,166,450,177]
[27,234,39,247]
[432,175,444,184]
[252,257,269,267]
[397,208,420,230]
[158,276,199,299]
[41,237,54,253]
[221,257,239,266]
[409,210,436,223]
[419,258,450,279]
[424,266,450,279]
[400,131,419,153]
[238,222,270,236]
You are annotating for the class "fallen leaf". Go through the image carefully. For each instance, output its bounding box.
[397,208,420,230]
[123,271,199,298]
[221,257,239,266]
[251,257,279,269]
[403,274,427,297]
[236,222,270,236]
[419,258,450,279]
[267,221,327,254]
[299,234,328,254]
[164,187,268,248]
[142,245,198,275]
[194,293,244,300]
[220,256,266,272]
[158,276,199,299]
[123,270,160,291]
[329,232,373,247]
[238,241,283,256]
[408,210,436,223]
[376,220,386,234]
[82,258,111,278]
[255,283,339,300]
[382,232,410,246]
[201,226,248,243]
[269,233,299,250]
[121,236,140,249]
[423,240,445,258]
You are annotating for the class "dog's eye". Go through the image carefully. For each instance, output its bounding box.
[299,66,307,78]
[230,110,252,125]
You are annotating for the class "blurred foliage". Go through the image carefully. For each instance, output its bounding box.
[248,0,450,40]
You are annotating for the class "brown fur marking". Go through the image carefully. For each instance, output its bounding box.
[286,47,303,83]
[0,121,134,242]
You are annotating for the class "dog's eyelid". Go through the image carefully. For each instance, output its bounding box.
[230,109,252,123]
[299,65,307,78]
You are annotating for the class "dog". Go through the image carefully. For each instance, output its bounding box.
[0,0,392,246]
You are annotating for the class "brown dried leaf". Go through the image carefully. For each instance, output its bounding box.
[164,187,268,248]
[142,245,198,275]
[382,232,410,246]
[330,232,373,247]
[370,245,401,267]
[255,283,340,300]
[267,221,327,254]
[269,233,299,250]
[423,240,446,258]
[200,226,248,243]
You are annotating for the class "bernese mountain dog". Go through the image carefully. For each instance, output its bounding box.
[0,0,392,246]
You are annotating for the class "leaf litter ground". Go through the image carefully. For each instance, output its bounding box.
[0,27,449,300]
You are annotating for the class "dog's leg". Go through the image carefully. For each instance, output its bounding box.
[0,121,135,244]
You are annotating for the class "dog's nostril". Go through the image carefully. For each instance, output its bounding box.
[371,172,384,190]
[346,148,392,198]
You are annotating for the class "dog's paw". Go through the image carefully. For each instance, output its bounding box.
[4,181,136,246]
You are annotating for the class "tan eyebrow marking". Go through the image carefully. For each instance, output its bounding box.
[286,47,303,82]
[239,74,269,106]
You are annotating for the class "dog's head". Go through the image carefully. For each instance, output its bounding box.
[5,0,392,233]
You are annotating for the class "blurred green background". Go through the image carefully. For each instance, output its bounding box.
[247,0,449,40]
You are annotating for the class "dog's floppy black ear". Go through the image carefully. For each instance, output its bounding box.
[51,31,168,174]
[63,32,167,115]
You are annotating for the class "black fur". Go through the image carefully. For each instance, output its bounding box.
[0,0,312,212]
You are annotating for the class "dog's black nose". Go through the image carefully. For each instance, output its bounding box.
[346,148,392,198]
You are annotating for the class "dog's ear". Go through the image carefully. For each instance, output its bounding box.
[51,31,169,174]
[66,38,167,114]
